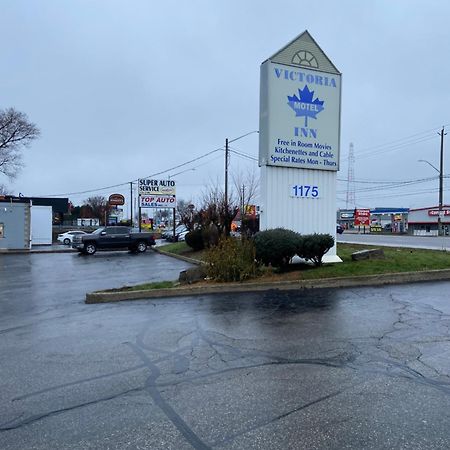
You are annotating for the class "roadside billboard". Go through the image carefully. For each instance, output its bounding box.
[108,193,125,206]
[354,209,371,226]
[259,61,341,171]
[139,195,177,208]
[138,179,176,196]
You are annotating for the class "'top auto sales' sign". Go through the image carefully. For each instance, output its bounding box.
[139,195,177,208]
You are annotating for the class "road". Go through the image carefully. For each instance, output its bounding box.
[338,232,450,250]
[2,251,450,448]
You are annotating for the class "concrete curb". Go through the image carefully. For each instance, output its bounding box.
[85,268,450,304]
[153,247,202,265]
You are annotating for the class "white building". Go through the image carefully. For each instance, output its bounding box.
[408,205,450,236]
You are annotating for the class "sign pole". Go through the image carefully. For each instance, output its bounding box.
[173,208,176,241]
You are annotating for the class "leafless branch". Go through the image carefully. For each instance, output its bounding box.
[0,108,40,179]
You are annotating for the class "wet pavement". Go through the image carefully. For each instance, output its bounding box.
[1,252,450,448]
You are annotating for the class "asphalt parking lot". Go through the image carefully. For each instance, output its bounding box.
[2,251,450,449]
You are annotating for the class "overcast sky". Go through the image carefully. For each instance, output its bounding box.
[2,0,450,213]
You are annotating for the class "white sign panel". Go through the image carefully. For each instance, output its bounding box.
[259,61,341,171]
[139,195,177,208]
[77,218,100,227]
[138,179,176,196]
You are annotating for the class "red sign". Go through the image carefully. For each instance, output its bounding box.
[354,208,370,226]
[428,209,450,217]
[109,194,125,206]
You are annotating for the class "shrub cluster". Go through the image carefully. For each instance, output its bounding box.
[253,228,300,268]
[185,224,221,250]
[185,229,204,251]
[297,233,335,267]
[253,228,334,268]
[204,237,258,282]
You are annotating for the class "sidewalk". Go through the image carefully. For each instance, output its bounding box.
[0,244,76,254]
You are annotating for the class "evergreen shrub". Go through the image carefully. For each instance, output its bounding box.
[185,229,205,251]
[297,233,334,267]
[253,228,301,268]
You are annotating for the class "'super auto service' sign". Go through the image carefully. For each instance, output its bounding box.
[259,62,341,171]
[139,195,177,208]
[138,179,176,196]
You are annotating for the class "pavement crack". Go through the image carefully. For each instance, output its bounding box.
[128,342,212,450]
[214,388,346,447]
[0,386,145,432]
[12,364,147,402]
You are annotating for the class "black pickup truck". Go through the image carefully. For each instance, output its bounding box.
[72,226,156,255]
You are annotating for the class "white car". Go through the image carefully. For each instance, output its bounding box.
[57,230,87,245]
[177,230,189,241]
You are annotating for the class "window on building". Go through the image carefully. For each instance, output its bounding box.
[0,223,4,238]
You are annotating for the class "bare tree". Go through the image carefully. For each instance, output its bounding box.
[233,169,260,236]
[177,199,196,230]
[0,108,40,179]
[233,168,259,214]
[84,196,111,225]
[199,184,239,237]
[0,184,11,195]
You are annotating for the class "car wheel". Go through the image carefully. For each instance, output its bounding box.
[84,243,97,255]
[63,238,70,245]
[136,241,147,253]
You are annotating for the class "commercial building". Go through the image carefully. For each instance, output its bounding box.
[408,205,450,236]
[0,196,68,250]
[0,199,31,249]
[337,207,409,233]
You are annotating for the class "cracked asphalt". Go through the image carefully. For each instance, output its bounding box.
[2,252,450,449]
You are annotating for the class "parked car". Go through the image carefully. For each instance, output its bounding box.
[57,230,87,245]
[164,225,188,242]
[336,224,344,234]
[177,229,189,241]
[72,226,156,255]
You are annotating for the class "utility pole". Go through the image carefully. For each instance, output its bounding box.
[223,131,258,235]
[130,181,133,227]
[438,127,446,236]
[241,184,245,236]
[224,138,229,212]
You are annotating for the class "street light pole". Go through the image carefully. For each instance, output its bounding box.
[418,125,446,237]
[438,127,446,236]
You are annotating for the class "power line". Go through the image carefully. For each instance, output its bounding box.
[44,132,259,198]
[337,175,445,184]
[341,123,450,161]
[142,147,223,179]
[43,147,224,197]
[355,134,439,161]
[229,148,258,162]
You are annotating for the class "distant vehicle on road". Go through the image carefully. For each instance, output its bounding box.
[72,226,156,255]
[336,224,344,234]
[57,230,87,245]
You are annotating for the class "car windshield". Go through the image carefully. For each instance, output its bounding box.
[92,228,105,235]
